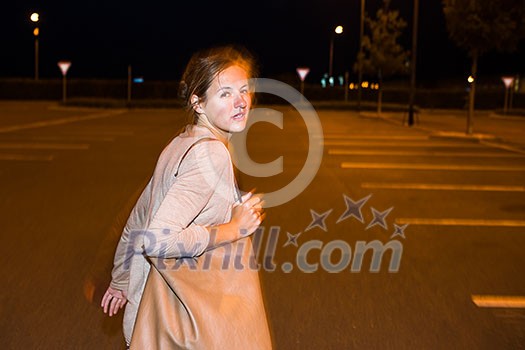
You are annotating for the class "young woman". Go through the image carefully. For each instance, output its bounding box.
[101,45,273,349]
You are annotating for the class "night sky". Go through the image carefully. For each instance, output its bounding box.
[2,0,524,84]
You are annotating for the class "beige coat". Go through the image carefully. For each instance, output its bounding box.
[109,125,272,349]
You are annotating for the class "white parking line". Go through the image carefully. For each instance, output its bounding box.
[65,130,134,136]
[0,110,125,133]
[472,295,525,308]
[329,149,523,158]
[320,135,429,140]
[325,140,483,147]
[0,154,54,161]
[12,136,116,142]
[481,140,525,155]
[395,218,525,227]
[361,183,525,192]
[341,162,525,171]
[0,142,89,150]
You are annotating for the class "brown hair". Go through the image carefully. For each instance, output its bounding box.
[178,45,259,124]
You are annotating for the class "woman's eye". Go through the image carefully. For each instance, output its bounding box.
[220,91,231,98]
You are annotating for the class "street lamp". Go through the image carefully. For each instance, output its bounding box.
[329,25,343,79]
[407,0,419,126]
[30,12,40,80]
[357,0,365,110]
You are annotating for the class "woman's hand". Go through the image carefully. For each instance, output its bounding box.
[230,191,265,237]
[101,286,127,317]
[206,190,266,247]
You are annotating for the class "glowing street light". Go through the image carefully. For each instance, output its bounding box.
[329,25,343,79]
[30,12,40,80]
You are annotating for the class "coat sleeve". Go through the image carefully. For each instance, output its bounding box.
[144,140,231,259]
[109,181,150,291]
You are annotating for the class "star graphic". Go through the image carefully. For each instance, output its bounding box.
[391,223,408,239]
[305,209,332,232]
[283,232,302,247]
[337,194,372,224]
[365,206,394,230]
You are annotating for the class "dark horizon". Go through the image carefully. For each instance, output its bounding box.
[2,0,524,85]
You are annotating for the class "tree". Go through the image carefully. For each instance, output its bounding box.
[355,1,409,115]
[442,0,525,134]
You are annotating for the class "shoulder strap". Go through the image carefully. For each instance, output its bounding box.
[174,137,221,177]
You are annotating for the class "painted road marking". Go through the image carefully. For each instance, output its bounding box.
[320,135,429,140]
[361,183,525,192]
[329,149,523,158]
[2,136,115,142]
[65,130,134,136]
[395,218,525,227]
[472,295,525,308]
[325,140,482,147]
[481,140,525,155]
[0,110,125,133]
[0,142,89,150]
[0,154,54,161]
[341,162,525,171]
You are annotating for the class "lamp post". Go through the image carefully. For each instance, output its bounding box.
[407,0,419,126]
[357,0,365,111]
[329,25,343,79]
[30,12,40,80]
[128,65,132,103]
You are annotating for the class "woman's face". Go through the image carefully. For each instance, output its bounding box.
[194,65,251,136]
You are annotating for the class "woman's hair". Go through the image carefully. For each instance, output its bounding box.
[178,45,259,124]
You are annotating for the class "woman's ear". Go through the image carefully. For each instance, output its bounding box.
[191,95,203,114]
